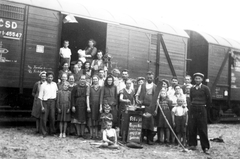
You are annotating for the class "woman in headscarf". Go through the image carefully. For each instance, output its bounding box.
[101,75,118,127]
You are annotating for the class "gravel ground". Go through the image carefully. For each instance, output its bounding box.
[0,124,240,159]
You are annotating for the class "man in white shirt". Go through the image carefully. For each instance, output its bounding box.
[59,40,72,67]
[39,71,58,136]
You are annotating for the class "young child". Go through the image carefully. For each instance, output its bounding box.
[58,72,69,90]
[59,40,71,67]
[57,82,71,138]
[172,97,188,146]
[155,88,172,144]
[100,104,113,130]
[101,121,118,149]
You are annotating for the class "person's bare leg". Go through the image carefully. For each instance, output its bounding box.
[160,128,164,143]
[59,122,63,138]
[166,128,170,143]
[63,122,67,137]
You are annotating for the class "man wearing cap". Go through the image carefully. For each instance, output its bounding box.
[136,71,156,145]
[188,72,211,154]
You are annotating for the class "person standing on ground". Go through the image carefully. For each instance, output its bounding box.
[188,72,211,155]
[136,71,156,145]
[71,75,90,138]
[88,75,103,139]
[59,40,71,67]
[101,75,118,128]
[31,71,46,134]
[38,71,58,137]
[57,82,71,138]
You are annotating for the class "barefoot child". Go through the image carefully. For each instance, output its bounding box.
[155,88,172,144]
[172,97,188,146]
[102,121,118,149]
[57,82,71,138]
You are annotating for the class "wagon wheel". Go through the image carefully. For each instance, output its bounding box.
[208,103,222,123]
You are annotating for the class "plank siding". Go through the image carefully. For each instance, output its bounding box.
[158,34,187,84]
[23,6,60,88]
[107,24,154,78]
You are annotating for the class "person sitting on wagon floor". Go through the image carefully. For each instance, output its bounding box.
[136,71,156,145]
[59,40,71,67]
[85,39,97,61]
[188,72,211,155]
[38,71,58,137]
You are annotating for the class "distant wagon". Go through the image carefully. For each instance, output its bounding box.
[0,0,188,117]
[186,30,240,122]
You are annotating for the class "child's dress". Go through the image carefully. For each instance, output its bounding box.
[57,90,71,122]
[155,98,173,128]
[172,105,188,134]
[100,112,113,129]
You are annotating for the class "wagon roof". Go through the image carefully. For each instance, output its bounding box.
[8,0,189,38]
[187,30,240,50]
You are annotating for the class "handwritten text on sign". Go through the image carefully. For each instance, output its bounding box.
[127,115,142,143]
[0,18,23,40]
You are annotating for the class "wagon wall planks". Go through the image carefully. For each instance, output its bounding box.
[107,24,154,78]
[23,6,60,88]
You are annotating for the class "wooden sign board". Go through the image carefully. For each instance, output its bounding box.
[127,113,142,143]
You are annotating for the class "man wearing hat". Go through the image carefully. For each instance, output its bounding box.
[136,71,156,145]
[188,72,212,154]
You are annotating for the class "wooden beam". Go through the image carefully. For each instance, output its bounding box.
[159,35,177,77]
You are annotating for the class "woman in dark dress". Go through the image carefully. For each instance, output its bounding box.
[89,75,103,139]
[31,71,46,133]
[101,75,118,128]
[71,75,90,138]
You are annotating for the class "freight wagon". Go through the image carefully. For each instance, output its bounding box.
[0,0,188,119]
[186,30,240,122]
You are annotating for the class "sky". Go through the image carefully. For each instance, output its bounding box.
[80,0,240,42]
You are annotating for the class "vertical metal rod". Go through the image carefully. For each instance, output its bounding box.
[19,5,29,94]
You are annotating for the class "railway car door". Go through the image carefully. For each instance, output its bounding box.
[61,15,107,67]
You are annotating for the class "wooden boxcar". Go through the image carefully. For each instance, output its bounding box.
[186,30,240,122]
[0,0,188,115]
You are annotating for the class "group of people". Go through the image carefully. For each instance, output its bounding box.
[31,39,212,153]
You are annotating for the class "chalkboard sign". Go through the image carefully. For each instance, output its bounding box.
[127,113,142,143]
